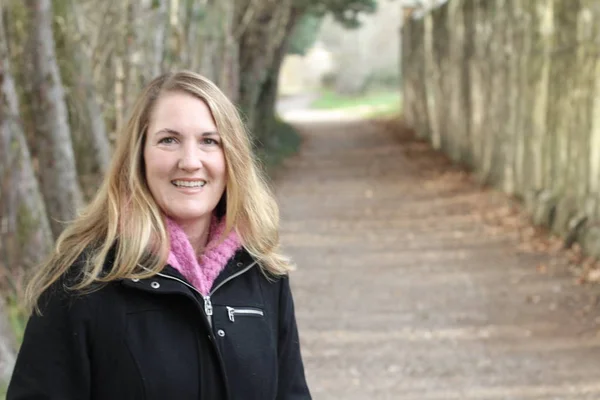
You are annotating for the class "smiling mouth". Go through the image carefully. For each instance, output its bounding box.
[171,180,207,188]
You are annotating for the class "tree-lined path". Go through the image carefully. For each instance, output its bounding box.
[275,116,600,400]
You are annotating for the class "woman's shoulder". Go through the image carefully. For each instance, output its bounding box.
[37,246,119,310]
[237,250,288,285]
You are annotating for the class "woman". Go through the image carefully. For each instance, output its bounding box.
[7,71,311,399]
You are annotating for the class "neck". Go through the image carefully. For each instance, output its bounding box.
[171,215,212,257]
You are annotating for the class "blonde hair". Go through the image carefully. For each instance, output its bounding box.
[26,71,292,313]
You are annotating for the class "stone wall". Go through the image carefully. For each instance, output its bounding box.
[401,0,600,255]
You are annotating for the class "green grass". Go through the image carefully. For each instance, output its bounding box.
[311,89,402,117]
[364,105,403,119]
[7,295,26,345]
[0,296,26,400]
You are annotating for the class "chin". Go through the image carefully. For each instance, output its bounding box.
[168,210,212,223]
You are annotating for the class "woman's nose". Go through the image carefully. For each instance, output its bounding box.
[177,146,203,171]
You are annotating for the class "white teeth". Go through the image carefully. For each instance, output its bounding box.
[172,180,206,188]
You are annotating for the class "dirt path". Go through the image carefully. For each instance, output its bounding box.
[274,117,600,400]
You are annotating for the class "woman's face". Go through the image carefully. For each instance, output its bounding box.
[144,91,226,225]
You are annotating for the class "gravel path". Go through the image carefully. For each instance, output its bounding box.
[275,117,600,400]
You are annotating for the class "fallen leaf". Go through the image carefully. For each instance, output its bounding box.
[536,264,547,274]
[587,269,600,282]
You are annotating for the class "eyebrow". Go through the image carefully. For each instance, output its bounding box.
[155,128,219,137]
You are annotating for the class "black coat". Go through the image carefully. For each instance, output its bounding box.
[7,248,311,400]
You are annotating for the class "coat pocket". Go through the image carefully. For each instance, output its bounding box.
[213,304,277,400]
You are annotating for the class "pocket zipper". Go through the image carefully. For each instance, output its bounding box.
[226,306,264,322]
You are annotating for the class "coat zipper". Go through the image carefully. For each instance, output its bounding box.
[226,306,264,322]
[155,261,258,328]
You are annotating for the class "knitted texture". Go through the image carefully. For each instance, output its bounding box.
[166,216,241,295]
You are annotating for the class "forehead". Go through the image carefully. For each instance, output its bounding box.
[148,91,216,132]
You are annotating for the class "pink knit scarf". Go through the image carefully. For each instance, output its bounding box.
[166,216,241,295]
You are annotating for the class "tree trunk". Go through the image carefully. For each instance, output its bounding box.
[123,0,136,116]
[26,0,83,238]
[237,2,300,145]
[199,0,221,83]
[153,0,168,77]
[0,6,43,382]
[236,0,297,145]
[0,297,16,384]
[182,0,201,69]
[167,0,182,69]
[114,0,139,134]
[70,0,112,175]
[1,0,53,269]
[219,0,239,101]
[253,11,300,146]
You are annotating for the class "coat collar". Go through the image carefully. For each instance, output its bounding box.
[119,248,257,297]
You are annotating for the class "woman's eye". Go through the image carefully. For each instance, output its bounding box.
[158,137,176,145]
[203,138,219,145]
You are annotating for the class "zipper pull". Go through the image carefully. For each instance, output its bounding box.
[203,296,213,316]
[226,306,235,322]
